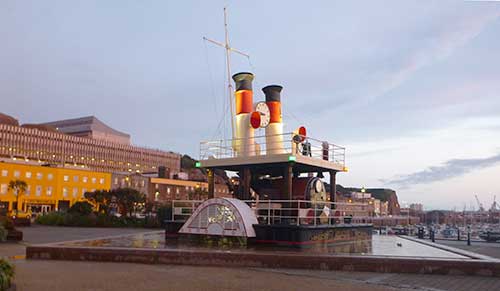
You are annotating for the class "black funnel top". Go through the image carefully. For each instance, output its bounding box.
[232,72,254,91]
[262,85,283,102]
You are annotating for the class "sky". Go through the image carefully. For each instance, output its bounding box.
[1,1,500,210]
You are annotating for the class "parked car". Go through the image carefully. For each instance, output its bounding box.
[8,210,32,226]
[9,210,32,220]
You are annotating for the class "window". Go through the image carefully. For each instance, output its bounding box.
[62,187,68,197]
[73,175,79,182]
[63,175,69,182]
[36,172,43,180]
[72,188,78,198]
[36,186,42,196]
[167,187,171,194]
[46,186,53,196]
[83,176,88,183]
[14,171,20,178]
[1,170,7,177]
[99,178,105,184]
[47,173,53,180]
[140,180,145,187]
[26,172,32,178]
[114,178,118,185]
[176,188,179,194]
[91,177,96,184]
[0,184,7,194]
[82,188,87,197]
[26,185,31,196]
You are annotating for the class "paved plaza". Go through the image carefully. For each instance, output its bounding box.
[2,225,500,291]
[435,239,500,260]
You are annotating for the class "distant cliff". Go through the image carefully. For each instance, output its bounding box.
[335,185,401,215]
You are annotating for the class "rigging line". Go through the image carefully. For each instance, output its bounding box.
[285,111,305,125]
[211,51,230,141]
[223,49,230,141]
[205,46,225,140]
[203,39,219,117]
[247,55,256,73]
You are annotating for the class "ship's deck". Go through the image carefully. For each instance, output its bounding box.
[199,152,345,172]
[198,133,346,172]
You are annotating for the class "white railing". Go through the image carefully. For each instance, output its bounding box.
[199,133,345,166]
[169,199,371,226]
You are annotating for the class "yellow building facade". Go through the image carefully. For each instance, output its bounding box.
[0,160,111,214]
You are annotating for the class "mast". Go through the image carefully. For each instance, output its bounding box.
[204,7,250,139]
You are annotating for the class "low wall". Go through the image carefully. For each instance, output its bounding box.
[26,245,500,277]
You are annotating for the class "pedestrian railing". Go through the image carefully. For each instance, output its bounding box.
[169,199,372,226]
[199,133,345,167]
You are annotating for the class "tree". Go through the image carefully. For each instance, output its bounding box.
[112,188,146,217]
[68,201,93,216]
[8,179,27,216]
[84,190,113,215]
[83,188,146,217]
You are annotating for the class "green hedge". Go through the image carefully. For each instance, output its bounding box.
[35,212,156,228]
[0,226,6,242]
[35,204,173,228]
[0,259,14,291]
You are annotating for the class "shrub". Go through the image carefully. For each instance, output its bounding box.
[36,212,65,226]
[0,217,14,231]
[35,211,152,228]
[0,259,14,291]
[63,213,96,227]
[0,226,6,242]
[68,201,94,216]
[157,205,173,227]
[144,215,161,228]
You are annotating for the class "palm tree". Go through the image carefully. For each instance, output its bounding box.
[8,179,27,216]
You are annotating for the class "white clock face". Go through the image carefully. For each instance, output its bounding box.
[315,180,323,193]
[255,102,271,128]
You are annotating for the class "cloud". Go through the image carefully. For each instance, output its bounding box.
[382,153,500,187]
[366,9,500,103]
[350,146,404,158]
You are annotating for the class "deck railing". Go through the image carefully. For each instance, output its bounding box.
[169,199,371,226]
[199,133,345,166]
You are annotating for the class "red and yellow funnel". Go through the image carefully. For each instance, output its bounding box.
[263,85,285,154]
[232,72,256,156]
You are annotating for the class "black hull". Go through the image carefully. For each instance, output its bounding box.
[252,223,373,248]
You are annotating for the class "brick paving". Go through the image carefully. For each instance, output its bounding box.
[262,269,500,291]
[12,260,402,291]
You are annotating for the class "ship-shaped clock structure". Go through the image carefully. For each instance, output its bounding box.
[166,72,373,247]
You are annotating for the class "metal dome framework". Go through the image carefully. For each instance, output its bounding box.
[179,197,258,237]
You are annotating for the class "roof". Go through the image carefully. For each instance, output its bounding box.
[0,113,19,126]
[40,116,131,143]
